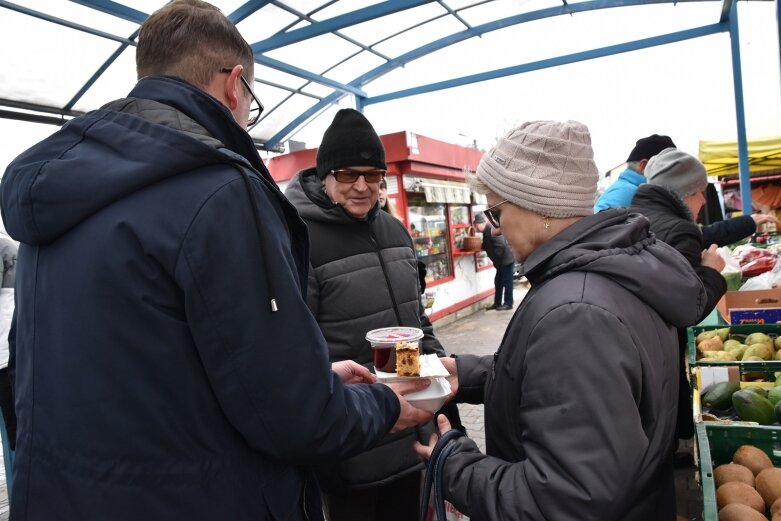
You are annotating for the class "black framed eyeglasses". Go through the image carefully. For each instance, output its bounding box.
[330,168,387,184]
[483,200,509,228]
[219,68,264,129]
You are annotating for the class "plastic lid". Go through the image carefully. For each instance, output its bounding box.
[365,326,424,344]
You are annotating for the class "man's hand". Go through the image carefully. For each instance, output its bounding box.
[332,360,376,385]
[752,213,779,227]
[440,357,459,399]
[702,243,726,273]
[413,414,452,461]
[385,379,435,432]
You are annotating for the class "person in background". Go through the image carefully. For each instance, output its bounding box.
[285,108,459,521]
[473,213,514,310]
[595,134,777,245]
[594,134,675,212]
[630,147,727,453]
[378,177,397,218]
[0,2,431,519]
[414,120,707,520]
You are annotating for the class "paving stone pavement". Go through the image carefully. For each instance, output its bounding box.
[432,283,704,521]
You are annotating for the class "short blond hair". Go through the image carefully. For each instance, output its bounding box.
[137,0,254,87]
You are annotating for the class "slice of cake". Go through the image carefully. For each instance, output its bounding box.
[395,340,420,377]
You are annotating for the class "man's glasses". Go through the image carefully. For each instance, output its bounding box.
[483,200,509,228]
[219,68,264,129]
[330,168,386,184]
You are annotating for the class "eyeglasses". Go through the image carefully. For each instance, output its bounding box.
[219,68,264,129]
[483,200,509,228]
[330,168,387,184]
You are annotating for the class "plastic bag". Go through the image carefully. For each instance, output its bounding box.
[718,247,742,291]
[740,258,781,290]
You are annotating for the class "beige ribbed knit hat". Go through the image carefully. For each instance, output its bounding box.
[474,120,598,218]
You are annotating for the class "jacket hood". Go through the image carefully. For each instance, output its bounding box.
[285,168,379,224]
[632,183,695,222]
[523,208,706,327]
[1,76,266,245]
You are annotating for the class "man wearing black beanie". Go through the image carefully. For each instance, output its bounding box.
[285,108,461,521]
[594,134,675,212]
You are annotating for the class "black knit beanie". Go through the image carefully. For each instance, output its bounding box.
[316,108,387,179]
[626,134,676,162]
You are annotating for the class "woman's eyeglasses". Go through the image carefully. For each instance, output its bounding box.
[483,200,509,228]
[219,68,264,129]
[330,168,387,184]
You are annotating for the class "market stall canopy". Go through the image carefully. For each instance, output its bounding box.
[699,136,781,177]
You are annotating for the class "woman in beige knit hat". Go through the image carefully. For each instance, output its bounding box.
[416,120,708,520]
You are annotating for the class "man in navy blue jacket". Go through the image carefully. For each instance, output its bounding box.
[0,1,431,519]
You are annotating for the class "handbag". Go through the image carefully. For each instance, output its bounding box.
[419,429,468,521]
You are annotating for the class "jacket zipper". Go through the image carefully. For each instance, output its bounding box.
[369,227,403,326]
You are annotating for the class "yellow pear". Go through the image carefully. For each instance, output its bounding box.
[698,337,724,353]
[697,330,721,345]
[746,333,773,346]
[744,343,774,361]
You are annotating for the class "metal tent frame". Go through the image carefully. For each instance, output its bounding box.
[0,0,779,212]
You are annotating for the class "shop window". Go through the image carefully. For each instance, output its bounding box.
[407,194,453,283]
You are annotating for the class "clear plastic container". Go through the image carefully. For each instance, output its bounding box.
[366,327,423,373]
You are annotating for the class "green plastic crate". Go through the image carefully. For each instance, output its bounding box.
[688,325,781,377]
[696,422,781,520]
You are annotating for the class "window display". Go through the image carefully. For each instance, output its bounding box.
[408,196,453,283]
[475,251,493,270]
[450,204,477,253]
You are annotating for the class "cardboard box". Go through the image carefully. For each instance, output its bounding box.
[716,288,781,324]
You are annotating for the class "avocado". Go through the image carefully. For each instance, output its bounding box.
[744,386,769,398]
[703,381,741,410]
[768,387,781,405]
[732,390,777,425]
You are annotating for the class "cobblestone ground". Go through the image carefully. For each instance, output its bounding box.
[433,283,704,521]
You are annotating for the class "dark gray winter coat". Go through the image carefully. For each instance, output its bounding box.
[444,209,707,521]
[285,169,445,490]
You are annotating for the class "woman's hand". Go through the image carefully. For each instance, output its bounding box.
[413,414,452,461]
[701,243,726,273]
[332,360,376,385]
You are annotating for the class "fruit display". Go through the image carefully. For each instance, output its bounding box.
[713,446,781,519]
[697,423,781,520]
[690,327,781,371]
[698,379,781,425]
[694,328,780,364]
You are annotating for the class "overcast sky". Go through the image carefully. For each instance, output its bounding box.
[1,1,779,178]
